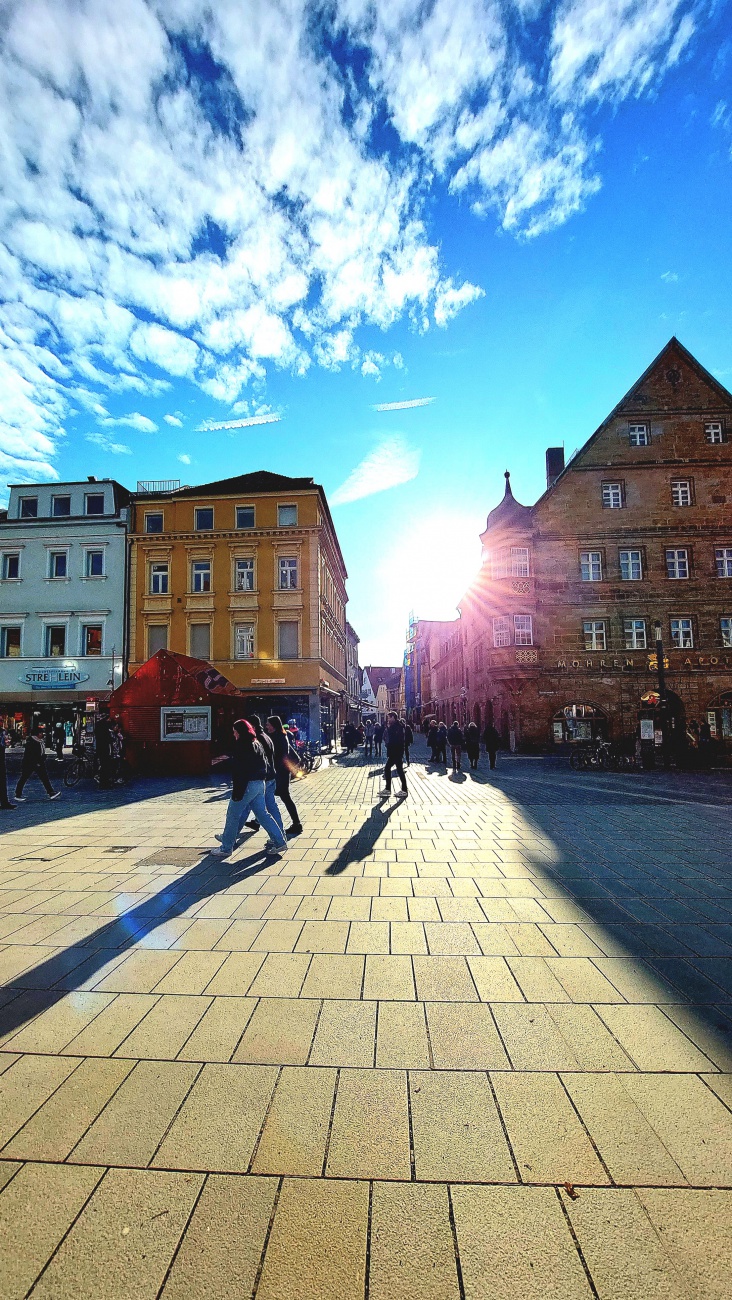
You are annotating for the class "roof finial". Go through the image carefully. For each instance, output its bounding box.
[504,469,513,498]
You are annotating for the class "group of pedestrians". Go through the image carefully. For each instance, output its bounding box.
[426,719,501,772]
[213,714,302,859]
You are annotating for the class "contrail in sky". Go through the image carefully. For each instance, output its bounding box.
[373,397,435,412]
[197,414,281,431]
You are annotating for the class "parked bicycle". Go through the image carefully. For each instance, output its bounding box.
[295,740,322,774]
[569,741,637,772]
[63,749,127,787]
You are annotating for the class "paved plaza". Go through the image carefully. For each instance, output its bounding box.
[1,741,732,1298]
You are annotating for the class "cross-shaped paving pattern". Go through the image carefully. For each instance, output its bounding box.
[1,742,731,1297]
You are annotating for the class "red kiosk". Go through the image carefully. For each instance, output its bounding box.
[108,650,249,776]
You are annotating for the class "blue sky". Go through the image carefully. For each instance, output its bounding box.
[1,0,731,662]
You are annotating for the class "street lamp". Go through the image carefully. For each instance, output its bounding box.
[653,620,668,767]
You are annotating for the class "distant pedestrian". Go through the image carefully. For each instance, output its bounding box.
[95,708,113,789]
[435,722,448,765]
[464,721,480,770]
[15,727,60,802]
[447,721,464,772]
[403,720,414,766]
[364,719,374,757]
[1,725,15,810]
[53,721,65,759]
[482,723,500,770]
[373,722,384,758]
[380,711,408,799]
[267,715,303,837]
[426,720,439,761]
[213,719,287,858]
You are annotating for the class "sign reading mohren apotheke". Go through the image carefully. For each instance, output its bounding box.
[19,665,91,690]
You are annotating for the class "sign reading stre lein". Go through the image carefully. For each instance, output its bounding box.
[19,665,91,690]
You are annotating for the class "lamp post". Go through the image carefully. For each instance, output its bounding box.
[653,620,668,767]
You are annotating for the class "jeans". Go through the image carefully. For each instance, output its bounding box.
[265,779,284,835]
[220,780,286,854]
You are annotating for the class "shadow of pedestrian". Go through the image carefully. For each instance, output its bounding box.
[325,802,400,876]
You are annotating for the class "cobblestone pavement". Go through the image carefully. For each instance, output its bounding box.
[1,739,732,1299]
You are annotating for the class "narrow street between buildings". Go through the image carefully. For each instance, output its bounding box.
[1,738,731,1299]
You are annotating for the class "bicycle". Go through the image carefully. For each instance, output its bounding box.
[64,750,98,787]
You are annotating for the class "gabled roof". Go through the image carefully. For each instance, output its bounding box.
[364,665,402,694]
[167,471,316,498]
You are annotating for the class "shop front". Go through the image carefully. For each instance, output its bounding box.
[0,655,116,750]
[551,702,608,746]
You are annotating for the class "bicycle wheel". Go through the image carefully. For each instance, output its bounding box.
[64,759,84,787]
[310,750,322,771]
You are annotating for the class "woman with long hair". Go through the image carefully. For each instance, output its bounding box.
[213,719,287,858]
[266,715,303,836]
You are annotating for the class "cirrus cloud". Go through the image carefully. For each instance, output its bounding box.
[331,436,422,505]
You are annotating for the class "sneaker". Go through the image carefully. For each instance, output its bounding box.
[14,795,26,802]
[286,824,303,838]
[379,787,391,797]
[212,846,231,858]
[263,840,288,854]
[214,833,224,843]
[396,789,408,798]
[245,820,260,831]
[49,791,61,800]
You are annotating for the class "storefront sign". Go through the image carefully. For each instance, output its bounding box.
[160,706,211,742]
[251,678,286,685]
[19,665,90,690]
[555,654,732,671]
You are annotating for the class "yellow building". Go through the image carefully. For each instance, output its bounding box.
[128,471,348,739]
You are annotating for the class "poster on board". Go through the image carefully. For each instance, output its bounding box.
[160,706,211,742]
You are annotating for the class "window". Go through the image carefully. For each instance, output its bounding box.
[721,618,732,649]
[715,548,732,578]
[580,551,603,582]
[235,623,255,659]
[624,618,647,650]
[85,550,104,577]
[629,424,649,446]
[510,547,530,577]
[195,507,214,531]
[82,624,103,656]
[666,548,689,579]
[85,493,105,515]
[0,627,21,658]
[670,618,693,649]
[671,480,692,507]
[148,625,168,656]
[584,620,606,650]
[602,482,623,509]
[277,504,297,527]
[1,553,19,580]
[45,625,66,657]
[235,558,254,591]
[145,512,164,533]
[514,614,533,645]
[493,616,511,648]
[279,556,298,589]
[619,549,642,581]
[190,624,211,659]
[278,620,298,658]
[150,563,169,595]
[49,551,67,579]
[192,561,211,593]
[236,506,255,529]
[19,497,38,518]
[705,422,726,444]
[52,495,71,517]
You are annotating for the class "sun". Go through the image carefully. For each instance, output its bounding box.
[380,511,482,627]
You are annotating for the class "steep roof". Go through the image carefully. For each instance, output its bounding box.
[483,471,532,533]
[364,665,402,693]
[167,471,316,498]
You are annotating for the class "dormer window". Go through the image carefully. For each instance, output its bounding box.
[19,497,38,518]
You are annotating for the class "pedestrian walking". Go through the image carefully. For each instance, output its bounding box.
[1,725,15,810]
[267,715,303,837]
[94,707,113,788]
[403,720,414,766]
[53,720,65,760]
[244,714,285,838]
[364,719,374,757]
[436,721,448,765]
[15,726,60,802]
[426,720,439,761]
[464,721,480,769]
[213,719,287,858]
[380,711,408,798]
[447,720,464,772]
[482,722,500,770]
[373,722,384,758]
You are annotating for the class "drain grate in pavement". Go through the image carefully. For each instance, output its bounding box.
[134,848,206,870]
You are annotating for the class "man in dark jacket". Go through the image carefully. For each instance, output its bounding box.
[403,721,414,766]
[482,723,501,770]
[380,711,408,798]
[373,722,384,757]
[15,727,60,801]
[446,720,464,772]
[435,722,448,765]
[95,709,113,788]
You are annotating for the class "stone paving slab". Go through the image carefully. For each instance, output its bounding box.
[1,743,732,1295]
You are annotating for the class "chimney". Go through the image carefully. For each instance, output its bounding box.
[545,447,565,489]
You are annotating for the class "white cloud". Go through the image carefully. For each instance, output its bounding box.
[86,431,132,454]
[0,0,702,475]
[177,453,191,464]
[331,436,421,505]
[164,413,183,426]
[374,397,434,411]
[196,414,281,431]
[98,412,158,432]
[661,270,679,282]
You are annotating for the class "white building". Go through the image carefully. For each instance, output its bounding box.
[0,478,130,732]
